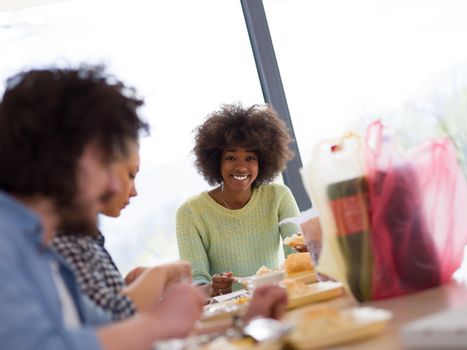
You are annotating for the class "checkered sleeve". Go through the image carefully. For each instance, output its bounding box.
[52,235,136,321]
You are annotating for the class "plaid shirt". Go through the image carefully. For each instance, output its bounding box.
[52,233,136,320]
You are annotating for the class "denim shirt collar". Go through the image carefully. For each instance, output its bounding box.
[0,190,45,248]
[0,190,91,323]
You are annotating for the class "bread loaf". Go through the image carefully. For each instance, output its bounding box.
[285,252,314,275]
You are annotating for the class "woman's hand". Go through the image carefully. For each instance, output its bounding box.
[124,266,147,285]
[121,261,192,311]
[156,261,192,287]
[243,285,288,322]
[210,272,234,296]
[301,217,323,265]
[294,244,308,253]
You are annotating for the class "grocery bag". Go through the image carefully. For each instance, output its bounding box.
[302,121,467,301]
[301,133,373,301]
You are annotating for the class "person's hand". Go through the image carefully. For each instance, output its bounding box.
[195,284,213,305]
[210,272,234,296]
[138,261,191,288]
[317,272,334,282]
[149,283,205,339]
[301,217,323,265]
[124,266,147,285]
[121,261,192,311]
[243,285,288,322]
[294,244,308,253]
[155,261,192,287]
[307,239,322,266]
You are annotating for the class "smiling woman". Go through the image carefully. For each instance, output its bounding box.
[176,103,301,296]
[217,148,259,210]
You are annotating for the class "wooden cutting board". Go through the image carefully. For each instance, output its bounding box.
[287,281,343,310]
[286,306,392,349]
[287,271,318,284]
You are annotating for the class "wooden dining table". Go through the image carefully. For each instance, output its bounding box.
[287,279,467,349]
[196,279,467,349]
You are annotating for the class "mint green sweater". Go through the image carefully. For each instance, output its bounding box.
[176,183,300,285]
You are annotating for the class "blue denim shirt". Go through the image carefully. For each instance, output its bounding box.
[0,191,111,350]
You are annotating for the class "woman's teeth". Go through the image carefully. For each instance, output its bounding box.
[233,175,248,181]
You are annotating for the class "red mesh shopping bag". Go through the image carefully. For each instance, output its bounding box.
[365,120,467,300]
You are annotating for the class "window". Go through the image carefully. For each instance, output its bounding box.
[264,0,467,162]
[264,0,467,280]
[0,0,263,274]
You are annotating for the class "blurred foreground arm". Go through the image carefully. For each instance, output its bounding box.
[243,285,288,322]
[98,283,205,350]
[121,261,192,312]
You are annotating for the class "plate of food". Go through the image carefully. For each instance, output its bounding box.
[154,319,287,350]
[202,291,251,321]
[286,305,392,349]
[234,266,285,290]
[200,336,282,350]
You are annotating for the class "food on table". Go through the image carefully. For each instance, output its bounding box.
[202,296,249,321]
[295,306,349,334]
[255,265,272,276]
[285,281,344,310]
[202,336,282,350]
[284,252,314,276]
[234,266,282,290]
[287,306,392,349]
[283,233,305,248]
[208,337,255,349]
[236,269,285,289]
[279,278,309,297]
[232,295,251,305]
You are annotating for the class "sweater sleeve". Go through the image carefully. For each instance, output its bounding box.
[277,185,301,257]
[176,203,211,285]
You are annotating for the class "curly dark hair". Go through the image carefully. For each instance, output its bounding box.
[193,103,294,186]
[0,65,149,207]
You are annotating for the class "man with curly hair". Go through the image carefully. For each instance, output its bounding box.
[176,104,301,296]
[0,66,205,349]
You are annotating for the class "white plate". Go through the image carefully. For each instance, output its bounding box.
[235,271,285,289]
[212,289,249,303]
